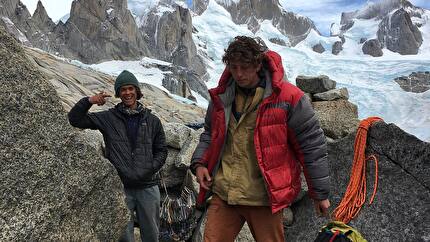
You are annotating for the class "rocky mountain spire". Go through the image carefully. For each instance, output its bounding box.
[6,1,32,31]
[139,3,209,99]
[32,1,55,32]
[190,0,209,15]
[215,0,317,46]
[64,0,150,63]
[0,0,57,51]
[0,0,20,17]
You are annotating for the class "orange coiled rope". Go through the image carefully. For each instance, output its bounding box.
[332,116,383,224]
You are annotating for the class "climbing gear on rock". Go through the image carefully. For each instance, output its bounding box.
[159,173,197,241]
[315,117,383,242]
[314,221,366,242]
[332,116,382,224]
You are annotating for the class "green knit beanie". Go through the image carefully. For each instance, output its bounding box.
[114,70,140,97]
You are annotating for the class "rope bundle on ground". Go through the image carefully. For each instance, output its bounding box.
[332,116,383,224]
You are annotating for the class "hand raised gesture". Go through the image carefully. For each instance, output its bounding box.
[89,91,111,106]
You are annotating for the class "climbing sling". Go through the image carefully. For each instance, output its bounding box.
[159,173,197,241]
[315,117,383,242]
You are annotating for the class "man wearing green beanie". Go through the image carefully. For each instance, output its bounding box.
[68,70,167,242]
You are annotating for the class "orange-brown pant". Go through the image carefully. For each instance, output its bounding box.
[204,195,285,242]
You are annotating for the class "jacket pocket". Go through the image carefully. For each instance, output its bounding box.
[264,164,294,191]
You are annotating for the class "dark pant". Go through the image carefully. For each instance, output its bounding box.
[119,186,160,242]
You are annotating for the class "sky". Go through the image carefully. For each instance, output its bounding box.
[20,0,430,35]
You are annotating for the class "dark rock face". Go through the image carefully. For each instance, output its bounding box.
[332,41,343,55]
[63,0,149,63]
[141,59,209,101]
[269,37,287,46]
[190,0,209,15]
[1,0,150,64]
[141,4,208,86]
[362,39,383,57]
[0,0,58,51]
[0,26,128,240]
[377,8,422,55]
[27,1,57,51]
[394,71,430,93]
[337,0,426,56]
[296,75,336,94]
[312,43,325,53]
[0,0,20,17]
[216,0,317,46]
[4,1,32,31]
[286,121,430,241]
[32,1,56,32]
[0,13,32,46]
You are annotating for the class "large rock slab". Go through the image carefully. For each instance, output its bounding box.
[362,39,383,57]
[332,41,343,55]
[312,100,359,139]
[63,0,149,63]
[24,47,206,124]
[313,87,349,101]
[296,75,336,94]
[162,124,203,188]
[164,122,193,149]
[394,71,430,93]
[285,121,430,241]
[0,26,128,241]
[312,43,325,53]
[377,8,422,55]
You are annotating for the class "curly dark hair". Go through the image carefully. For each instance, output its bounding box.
[222,36,268,66]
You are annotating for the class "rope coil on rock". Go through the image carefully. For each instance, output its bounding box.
[332,116,383,224]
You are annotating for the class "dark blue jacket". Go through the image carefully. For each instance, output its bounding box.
[68,97,168,188]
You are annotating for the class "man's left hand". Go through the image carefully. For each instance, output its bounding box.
[313,199,330,217]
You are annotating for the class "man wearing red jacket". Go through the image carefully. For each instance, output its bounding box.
[190,36,330,241]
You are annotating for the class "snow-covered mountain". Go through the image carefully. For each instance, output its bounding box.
[1,0,430,142]
[65,0,430,141]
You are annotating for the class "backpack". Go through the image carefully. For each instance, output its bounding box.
[314,221,367,242]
